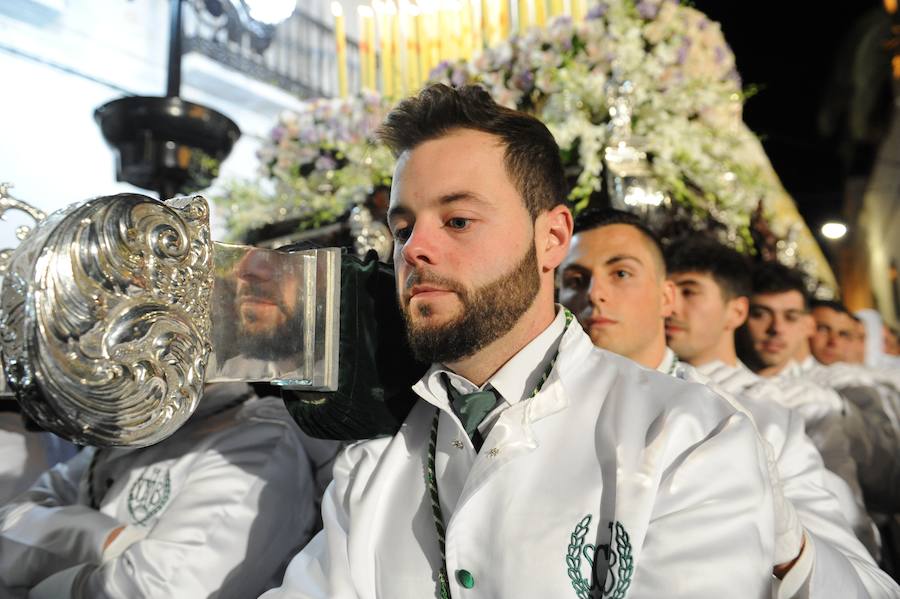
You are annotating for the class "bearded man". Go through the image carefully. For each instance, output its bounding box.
[262,84,778,599]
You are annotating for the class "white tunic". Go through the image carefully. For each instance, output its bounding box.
[263,311,777,598]
[0,383,338,599]
[685,356,899,597]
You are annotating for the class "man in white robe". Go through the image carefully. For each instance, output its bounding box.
[558,210,898,596]
[263,84,778,599]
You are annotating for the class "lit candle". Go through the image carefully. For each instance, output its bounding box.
[358,6,374,90]
[471,0,484,56]
[534,0,546,27]
[518,0,530,32]
[550,0,564,17]
[460,0,473,59]
[416,3,430,83]
[499,0,510,41]
[402,1,420,93]
[386,1,401,96]
[571,0,586,21]
[332,2,348,98]
[375,0,393,98]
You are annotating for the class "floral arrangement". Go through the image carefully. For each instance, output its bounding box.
[429,0,769,249]
[212,90,395,241]
[209,0,835,291]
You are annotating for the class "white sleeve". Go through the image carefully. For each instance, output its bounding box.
[625,410,776,599]
[0,449,121,589]
[62,421,318,599]
[769,410,900,598]
[259,445,363,599]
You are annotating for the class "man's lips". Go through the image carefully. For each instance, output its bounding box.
[587,316,617,327]
[238,296,278,306]
[409,285,453,299]
[760,340,786,353]
[665,322,687,334]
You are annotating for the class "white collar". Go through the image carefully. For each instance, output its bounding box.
[655,347,679,376]
[417,307,568,409]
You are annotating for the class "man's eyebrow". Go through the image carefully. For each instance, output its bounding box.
[604,254,643,267]
[674,277,702,287]
[387,204,410,223]
[388,191,488,222]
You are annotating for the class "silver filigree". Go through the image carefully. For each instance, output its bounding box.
[0,193,213,447]
[0,183,47,275]
[603,81,671,227]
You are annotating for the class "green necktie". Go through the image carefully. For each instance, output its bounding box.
[442,374,500,451]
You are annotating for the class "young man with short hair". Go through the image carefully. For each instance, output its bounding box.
[263,85,778,599]
[809,300,856,366]
[560,218,898,596]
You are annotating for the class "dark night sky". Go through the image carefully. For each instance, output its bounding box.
[693,0,885,232]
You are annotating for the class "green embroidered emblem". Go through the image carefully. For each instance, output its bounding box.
[127,466,171,525]
[565,515,634,599]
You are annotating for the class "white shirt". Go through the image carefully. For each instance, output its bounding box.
[678,354,899,598]
[264,314,777,598]
[0,384,338,599]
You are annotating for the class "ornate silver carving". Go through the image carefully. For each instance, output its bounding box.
[0,183,47,275]
[603,81,671,226]
[0,193,213,447]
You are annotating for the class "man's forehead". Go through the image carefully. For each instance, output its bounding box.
[569,225,655,266]
[751,291,806,310]
[389,132,514,212]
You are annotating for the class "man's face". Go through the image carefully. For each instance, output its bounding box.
[845,319,866,364]
[745,291,812,372]
[666,271,744,366]
[388,129,546,364]
[233,249,300,357]
[810,306,854,365]
[558,224,674,365]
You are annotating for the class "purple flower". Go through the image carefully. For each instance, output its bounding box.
[271,126,285,143]
[714,46,726,64]
[512,69,535,92]
[586,2,607,19]
[451,68,468,88]
[636,1,659,19]
[677,39,691,64]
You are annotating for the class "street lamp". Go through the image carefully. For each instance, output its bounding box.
[821,221,848,240]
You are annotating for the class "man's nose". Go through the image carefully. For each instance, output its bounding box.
[236,251,275,282]
[399,223,438,268]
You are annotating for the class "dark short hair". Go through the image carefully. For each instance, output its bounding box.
[810,299,850,315]
[572,208,665,274]
[377,84,567,219]
[750,262,810,310]
[666,237,751,299]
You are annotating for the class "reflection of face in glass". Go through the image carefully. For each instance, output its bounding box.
[233,249,301,360]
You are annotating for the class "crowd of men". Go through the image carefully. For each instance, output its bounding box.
[1,83,900,598]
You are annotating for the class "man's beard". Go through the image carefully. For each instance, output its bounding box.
[401,243,540,364]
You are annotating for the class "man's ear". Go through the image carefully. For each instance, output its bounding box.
[661,279,676,318]
[725,296,749,331]
[538,204,574,273]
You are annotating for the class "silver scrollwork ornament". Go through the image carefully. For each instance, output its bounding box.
[603,80,671,229]
[0,194,213,447]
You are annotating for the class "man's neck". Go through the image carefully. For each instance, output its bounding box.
[685,337,738,369]
[447,299,557,387]
[756,362,788,378]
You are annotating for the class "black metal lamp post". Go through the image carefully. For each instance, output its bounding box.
[95,0,241,200]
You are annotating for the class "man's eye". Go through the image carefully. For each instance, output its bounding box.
[562,273,586,289]
[614,270,631,279]
[446,217,470,230]
[393,226,412,242]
